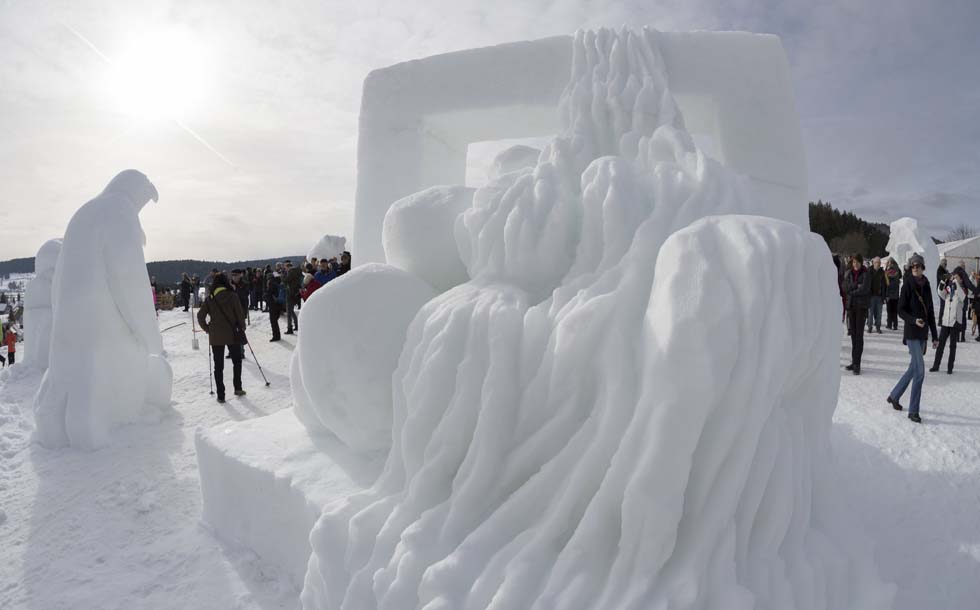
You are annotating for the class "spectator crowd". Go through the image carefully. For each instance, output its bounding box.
[186,252,351,403]
[837,252,980,424]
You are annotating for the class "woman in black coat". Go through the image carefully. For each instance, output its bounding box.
[887,254,939,423]
[843,253,870,374]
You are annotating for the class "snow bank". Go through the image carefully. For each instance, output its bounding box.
[196,408,383,588]
[292,264,436,451]
[23,238,62,370]
[308,234,348,261]
[33,170,172,450]
[382,185,473,292]
[301,28,891,610]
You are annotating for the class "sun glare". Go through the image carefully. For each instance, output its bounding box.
[105,28,213,121]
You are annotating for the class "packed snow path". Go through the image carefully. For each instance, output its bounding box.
[1,310,979,609]
[0,309,300,610]
[834,326,980,610]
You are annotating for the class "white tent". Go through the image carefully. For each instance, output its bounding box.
[938,235,980,271]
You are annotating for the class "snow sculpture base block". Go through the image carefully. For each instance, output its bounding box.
[195,409,383,588]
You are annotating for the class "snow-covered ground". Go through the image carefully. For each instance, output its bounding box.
[0,309,301,610]
[1,309,979,609]
[833,326,980,609]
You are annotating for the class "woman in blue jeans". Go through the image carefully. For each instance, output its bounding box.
[887,254,938,423]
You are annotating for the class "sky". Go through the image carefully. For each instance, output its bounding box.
[0,0,978,261]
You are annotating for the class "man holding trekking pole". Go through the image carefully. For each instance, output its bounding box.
[197,272,247,404]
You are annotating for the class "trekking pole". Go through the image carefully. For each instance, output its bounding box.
[161,322,187,333]
[206,343,214,395]
[190,301,200,351]
[243,334,271,387]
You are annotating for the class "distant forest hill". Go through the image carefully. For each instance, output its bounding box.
[809,200,891,257]
[1,256,305,287]
[0,202,913,279]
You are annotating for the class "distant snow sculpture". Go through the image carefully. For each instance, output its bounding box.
[33,170,172,450]
[300,28,893,610]
[23,238,62,370]
[886,217,940,305]
[488,145,542,181]
[308,234,348,262]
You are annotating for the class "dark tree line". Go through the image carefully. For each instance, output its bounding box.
[808,200,889,257]
[0,255,305,289]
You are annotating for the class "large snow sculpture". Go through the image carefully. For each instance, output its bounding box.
[23,238,62,370]
[33,170,172,450]
[292,264,436,451]
[301,28,892,610]
[353,30,807,266]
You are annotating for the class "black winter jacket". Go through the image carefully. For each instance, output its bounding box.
[868,267,886,297]
[232,279,250,311]
[884,266,901,299]
[898,276,938,344]
[844,266,871,311]
[265,275,283,308]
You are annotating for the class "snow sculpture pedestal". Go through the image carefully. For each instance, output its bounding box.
[195,409,383,588]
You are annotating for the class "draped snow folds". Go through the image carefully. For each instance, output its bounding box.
[297,28,892,609]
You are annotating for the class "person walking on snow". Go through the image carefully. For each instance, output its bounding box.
[265,271,284,342]
[197,273,247,404]
[283,260,302,335]
[931,269,966,374]
[844,253,870,374]
[2,323,15,366]
[867,256,885,334]
[180,273,192,312]
[887,254,938,423]
[952,261,975,342]
[884,257,902,330]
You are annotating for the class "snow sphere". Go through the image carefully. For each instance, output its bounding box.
[382,185,473,292]
[488,145,541,181]
[292,263,436,451]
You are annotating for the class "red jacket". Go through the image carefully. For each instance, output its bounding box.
[4,330,15,353]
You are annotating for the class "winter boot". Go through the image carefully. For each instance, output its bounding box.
[908,413,922,423]
[887,396,903,411]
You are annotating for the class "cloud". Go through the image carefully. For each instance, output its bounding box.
[0,0,978,263]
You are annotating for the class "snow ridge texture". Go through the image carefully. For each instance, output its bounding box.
[300,28,894,610]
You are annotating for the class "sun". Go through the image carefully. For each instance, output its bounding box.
[105,28,213,121]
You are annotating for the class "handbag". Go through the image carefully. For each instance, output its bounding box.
[913,285,929,354]
[212,297,248,345]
